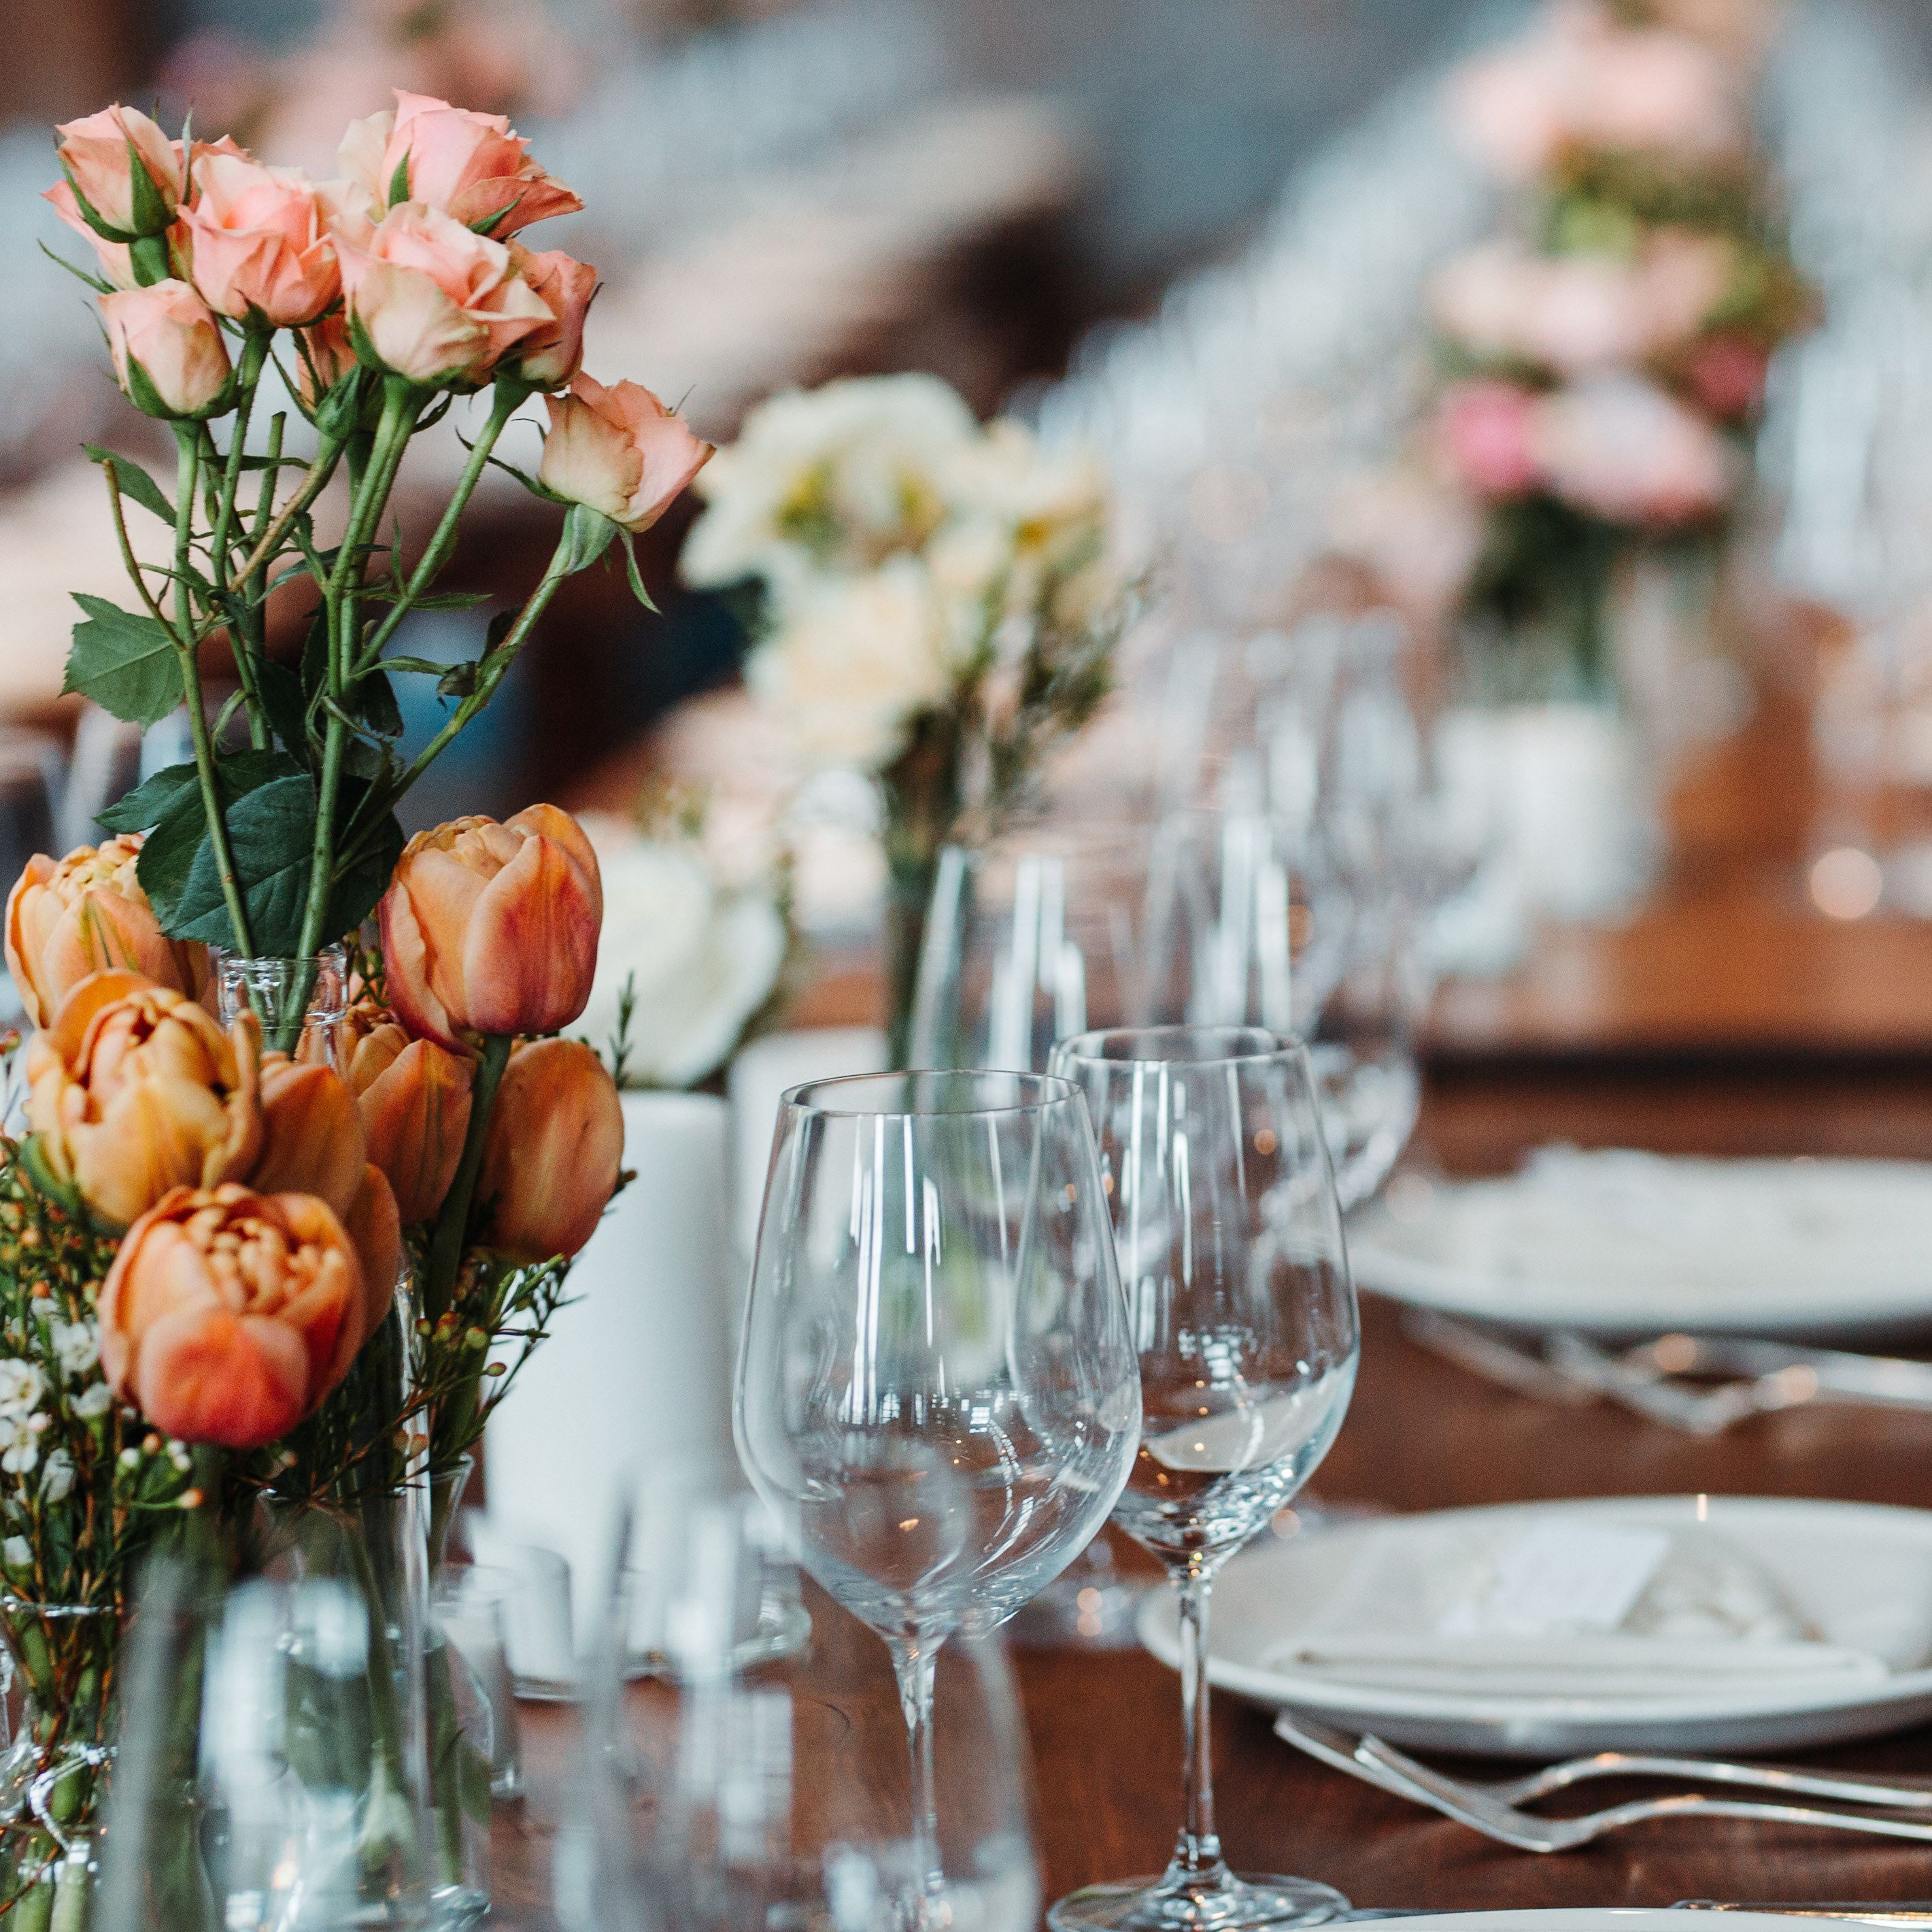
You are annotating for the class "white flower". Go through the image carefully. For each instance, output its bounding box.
[0,1420,39,1476]
[41,1451,72,1504]
[681,374,981,588]
[50,1322,99,1381]
[745,555,957,772]
[1531,374,1736,526]
[0,1360,47,1421]
[574,828,789,1089]
[1,1537,28,1570]
[71,1384,113,1420]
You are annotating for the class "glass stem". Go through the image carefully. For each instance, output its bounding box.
[1168,1574,1227,1885]
[887,1635,945,1908]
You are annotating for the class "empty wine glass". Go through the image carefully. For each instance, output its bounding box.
[1045,1028,1359,1932]
[734,1070,1140,1905]
[569,1489,1039,1932]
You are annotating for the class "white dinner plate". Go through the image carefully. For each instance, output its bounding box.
[1140,1495,1932,1757]
[1349,1154,1932,1341]
[1346,1918,1900,1932]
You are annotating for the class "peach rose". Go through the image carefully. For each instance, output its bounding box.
[379,805,603,1047]
[506,245,598,389]
[5,836,198,1030]
[51,105,182,238]
[251,1055,367,1220]
[27,972,262,1229]
[475,1038,622,1264]
[44,179,137,290]
[344,1015,474,1224]
[295,312,358,412]
[180,152,341,326]
[337,92,581,239]
[337,202,552,386]
[100,281,233,419]
[99,1184,387,1449]
[539,374,714,530]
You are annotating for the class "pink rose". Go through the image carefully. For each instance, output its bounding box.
[1439,381,1544,498]
[1533,375,1735,526]
[505,245,598,388]
[337,201,552,386]
[100,281,233,419]
[337,92,581,239]
[1683,335,1770,420]
[539,374,714,530]
[181,152,341,326]
[45,180,137,289]
[51,105,182,237]
[296,312,358,411]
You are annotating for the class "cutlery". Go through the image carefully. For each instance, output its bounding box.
[1274,1713,1932,1851]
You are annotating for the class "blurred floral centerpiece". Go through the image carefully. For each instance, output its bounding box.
[1432,0,1812,707]
[0,84,713,1928]
[679,373,1132,1065]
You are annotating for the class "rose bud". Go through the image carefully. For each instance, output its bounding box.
[100,281,233,420]
[99,1183,386,1449]
[337,91,582,239]
[345,1018,474,1225]
[379,804,603,1047]
[475,1038,622,1264]
[505,245,597,390]
[180,152,341,327]
[27,971,262,1229]
[5,835,199,1029]
[336,202,552,387]
[52,105,182,239]
[43,178,137,289]
[251,1055,368,1220]
[539,374,714,530]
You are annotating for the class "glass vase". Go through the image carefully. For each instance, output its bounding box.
[214,945,350,1065]
[0,1599,116,1932]
[424,1457,492,1929]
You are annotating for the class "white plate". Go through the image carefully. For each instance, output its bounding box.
[1349,1155,1932,1340]
[1346,1918,1896,1932]
[1141,1495,1932,1757]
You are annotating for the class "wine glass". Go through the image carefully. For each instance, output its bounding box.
[734,1071,1140,1897]
[1045,1028,1360,1932]
[569,1489,1040,1932]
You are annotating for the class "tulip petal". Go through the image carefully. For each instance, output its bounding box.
[380,874,462,1049]
[339,1168,402,1366]
[460,834,599,1037]
[253,1060,367,1218]
[135,1302,311,1448]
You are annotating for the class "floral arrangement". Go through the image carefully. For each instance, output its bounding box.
[1428,0,1812,695]
[0,86,715,1927]
[678,373,1130,1064]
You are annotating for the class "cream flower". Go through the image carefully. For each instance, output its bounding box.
[745,556,957,772]
[0,1360,47,1419]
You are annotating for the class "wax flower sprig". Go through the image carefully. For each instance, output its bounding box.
[45,95,713,1050]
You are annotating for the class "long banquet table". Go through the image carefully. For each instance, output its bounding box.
[496,692,1932,1926]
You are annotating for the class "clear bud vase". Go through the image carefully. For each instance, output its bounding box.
[214,945,350,1066]
[0,1597,118,1932]
[425,1457,493,1929]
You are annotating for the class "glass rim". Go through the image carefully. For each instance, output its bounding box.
[781,1068,1085,1121]
[1051,1024,1307,1071]
[0,1594,114,1621]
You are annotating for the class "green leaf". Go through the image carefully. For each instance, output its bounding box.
[618,531,659,614]
[326,800,404,939]
[354,668,404,740]
[18,1135,92,1227]
[173,773,318,955]
[39,241,113,294]
[124,133,173,237]
[133,750,307,926]
[562,503,617,573]
[435,661,478,700]
[381,655,465,677]
[58,160,132,244]
[368,590,492,612]
[387,152,412,211]
[63,594,182,728]
[258,658,311,761]
[84,443,175,524]
[483,610,515,656]
[96,762,200,834]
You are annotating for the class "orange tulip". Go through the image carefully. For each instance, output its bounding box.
[345,1162,405,1309]
[99,1183,386,1449]
[27,972,260,1229]
[379,805,603,1049]
[251,1054,367,1220]
[5,836,199,1030]
[345,1016,474,1225]
[475,1038,622,1264]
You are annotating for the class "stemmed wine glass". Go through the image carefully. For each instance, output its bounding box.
[1045,1028,1360,1932]
[734,1070,1141,1911]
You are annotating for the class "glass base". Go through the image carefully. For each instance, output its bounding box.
[1049,1871,1349,1932]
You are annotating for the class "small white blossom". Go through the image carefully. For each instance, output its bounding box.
[2,1537,28,1570]
[50,1323,99,1380]
[71,1385,113,1420]
[40,1451,72,1504]
[0,1361,46,1421]
[0,1420,39,1476]
[27,1298,54,1325]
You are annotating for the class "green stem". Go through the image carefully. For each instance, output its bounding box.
[356,380,526,676]
[171,426,255,960]
[234,411,284,752]
[210,331,267,571]
[224,434,345,592]
[421,1034,511,1332]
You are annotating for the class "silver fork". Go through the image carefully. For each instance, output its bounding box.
[1274,1713,1932,1852]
